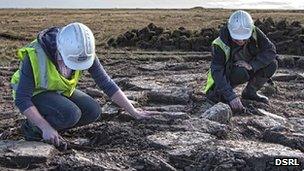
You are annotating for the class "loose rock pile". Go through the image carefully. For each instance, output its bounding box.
[108,18,304,55]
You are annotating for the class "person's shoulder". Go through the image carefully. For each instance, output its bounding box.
[218,25,231,46]
[254,26,266,36]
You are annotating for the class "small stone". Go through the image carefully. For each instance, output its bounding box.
[256,109,286,122]
[272,73,298,82]
[201,102,232,124]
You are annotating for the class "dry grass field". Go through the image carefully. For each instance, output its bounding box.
[0,9,303,64]
[0,9,304,170]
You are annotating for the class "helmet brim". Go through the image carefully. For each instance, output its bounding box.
[62,54,95,70]
[229,30,252,40]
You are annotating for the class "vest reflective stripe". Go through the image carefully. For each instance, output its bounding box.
[213,37,230,62]
[203,27,257,93]
[11,40,82,99]
[33,42,48,89]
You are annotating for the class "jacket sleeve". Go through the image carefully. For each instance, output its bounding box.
[88,56,120,97]
[211,45,237,102]
[249,27,277,72]
[15,56,35,113]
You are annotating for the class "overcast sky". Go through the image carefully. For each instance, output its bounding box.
[0,0,303,9]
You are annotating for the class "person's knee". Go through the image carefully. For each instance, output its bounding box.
[65,107,82,128]
[86,100,102,123]
[255,60,278,78]
[52,107,81,130]
[264,60,278,78]
[229,67,250,86]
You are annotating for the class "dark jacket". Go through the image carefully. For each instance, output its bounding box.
[15,27,119,113]
[210,26,277,102]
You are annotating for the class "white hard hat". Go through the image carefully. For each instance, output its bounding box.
[57,22,95,70]
[228,10,254,40]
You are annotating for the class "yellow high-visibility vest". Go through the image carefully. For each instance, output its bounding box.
[11,40,82,99]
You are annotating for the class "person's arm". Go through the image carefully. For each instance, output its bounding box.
[88,57,120,97]
[110,89,148,119]
[23,106,62,146]
[15,56,63,146]
[211,45,237,102]
[88,57,155,119]
[249,27,277,72]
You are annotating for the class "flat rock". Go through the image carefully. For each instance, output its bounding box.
[231,116,287,139]
[0,140,56,167]
[152,111,190,120]
[138,62,167,71]
[58,151,126,170]
[142,105,187,112]
[139,111,190,125]
[188,140,304,170]
[129,76,163,91]
[182,118,229,138]
[147,87,190,105]
[201,102,232,124]
[215,140,304,170]
[147,131,215,149]
[262,130,304,152]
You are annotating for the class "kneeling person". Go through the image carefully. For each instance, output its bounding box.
[11,22,154,147]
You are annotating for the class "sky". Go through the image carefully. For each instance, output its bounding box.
[0,0,303,9]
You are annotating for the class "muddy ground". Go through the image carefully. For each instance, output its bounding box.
[0,50,303,170]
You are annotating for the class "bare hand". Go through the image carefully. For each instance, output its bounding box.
[229,97,245,112]
[235,60,252,70]
[41,126,67,149]
[131,109,160,120]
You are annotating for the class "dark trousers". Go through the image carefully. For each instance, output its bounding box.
[31,89,102,131]
[228,60,278,87]
[207,60,277,103]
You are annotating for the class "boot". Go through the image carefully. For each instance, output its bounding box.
[21,120,42,141]
[242,77,269,104]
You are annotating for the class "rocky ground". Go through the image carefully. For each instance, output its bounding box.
[0,51,303,170]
